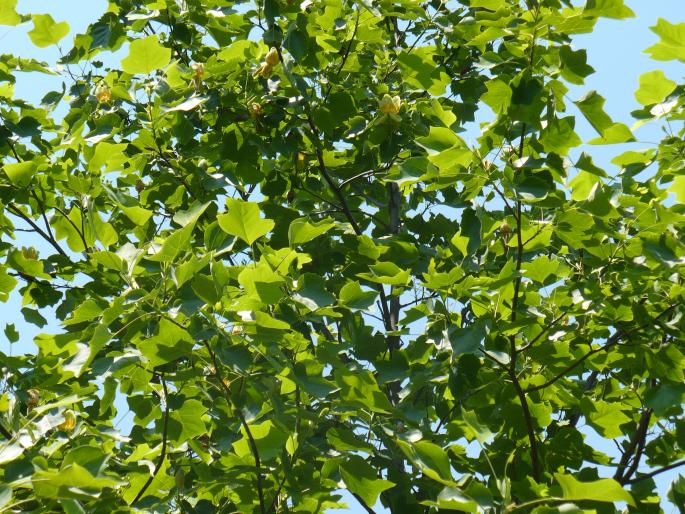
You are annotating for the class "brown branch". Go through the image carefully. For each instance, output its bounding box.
[132,374,169,505]
[626,458,685,485]
[7,203,67,257]
[509,366,540,481]
[306,113,393,327]
[352,492,376,514]
[323,8,360,103]
[525,304,678,394]
[53,204,89,251]
[517,310,568,353]
[203,340,266,514]
[615,409,652,484]
[30,190,57,244]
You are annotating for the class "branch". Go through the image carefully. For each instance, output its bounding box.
[132,374,169,505]
[7,203,67,257]
[626,458,685,485]
[53,204,89,251]
[524,303,678,394]
[615,409,652,484]
[306,113,393,328]
[323,8,360,103]
[351,492,376,514]
[509,366,540,481]
[203,340,266,514]
[0,423,12,439]
[30,189,57,244]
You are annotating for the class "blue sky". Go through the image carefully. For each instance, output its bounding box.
[2,0,684,512]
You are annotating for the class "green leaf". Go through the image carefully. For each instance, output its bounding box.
[0,0,20,26]
[339,281,377,310]
[461,408,494,444]
[481,79,512,114]
[574,90,613,135]
[0,486,10,510]
[233,420,289,461]
[122,206,153,226]
[580,399,631,439]
[398,440,453,484]
[583,0,635,19]
[421,486,478,512]
[4,161,37,187]
[669,176,685,204]
[668,475,685,514]
[559,46,595,85]
[568,171,600,201]
[288,217,335,246]
[33,464,123,499]
[646,19,685,62]
[121,35,171,74]
[146,222,195,263]
[28,14,70,47]
[634,70,677,105]
[339,455,395,507]
[326,428,375,453]
[540,117,581,156]
[4,323,18,343]
[293,273,335,310]
[335,368,393,413]
[218,199,274,245]
[554,473,635,506]
[470,0,504,9]
[137,318,194,367]
[357,262,410,286]
[167,399,207,444]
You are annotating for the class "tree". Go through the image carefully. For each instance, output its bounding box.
[0,0,684,512]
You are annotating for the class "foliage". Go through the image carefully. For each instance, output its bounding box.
[1,0,685,512]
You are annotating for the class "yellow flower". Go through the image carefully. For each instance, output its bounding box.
[58,410,77,432]
[22,247,38,260]
[253,62,272,78]
[249,102,263,118]
[191,62,205,79]
[26,388,40,411]
[379,94,401,115]
[95,83,112,104]
[265,47,280,66]
[253,48,280,78]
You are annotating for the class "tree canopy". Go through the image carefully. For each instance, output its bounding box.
[1,0,685,512]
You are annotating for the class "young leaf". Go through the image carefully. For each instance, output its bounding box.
[121,35,171,74]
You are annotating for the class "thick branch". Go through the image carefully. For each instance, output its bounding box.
[615,409,652,484]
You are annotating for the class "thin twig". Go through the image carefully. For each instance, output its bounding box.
[323,9,360,103]
[203,340,266,514]
[626,458,685,485]
[7,203,67,257]
[351,492,376,514]
[525,304,678,394]
[132,374,169,504]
